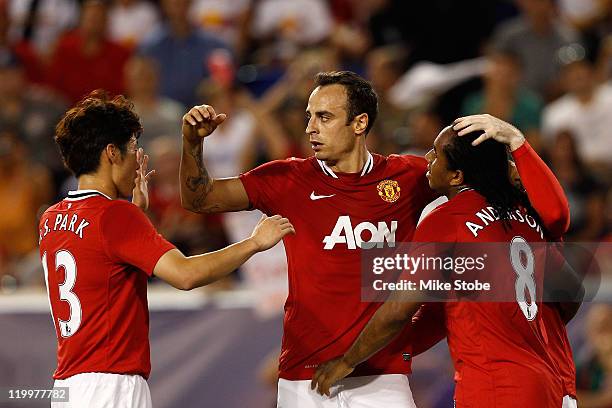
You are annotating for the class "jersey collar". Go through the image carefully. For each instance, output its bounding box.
[66,189,112,201]
[317,152,374,179]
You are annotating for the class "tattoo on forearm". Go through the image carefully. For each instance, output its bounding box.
[185,144,212,210]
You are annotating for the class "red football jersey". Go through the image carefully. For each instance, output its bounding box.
[240,153,438,379]
[413,189,569,408]
[38,190,175,380]
[542,302,577,398]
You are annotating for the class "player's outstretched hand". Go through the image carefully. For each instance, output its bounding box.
[182,104,227,145]
[132,147,155,211]
[310,357,354,397]
[452,114,526,151]
[250,214,295,252]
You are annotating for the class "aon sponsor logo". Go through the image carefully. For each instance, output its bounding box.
[323,215,398,249]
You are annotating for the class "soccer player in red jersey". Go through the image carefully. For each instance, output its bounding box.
[180,72,570,406]
[310,124,577,407]
[40,91,294,408]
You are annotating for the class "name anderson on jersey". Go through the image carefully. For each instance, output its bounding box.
[39,213,91,243]
[465,206,544,239]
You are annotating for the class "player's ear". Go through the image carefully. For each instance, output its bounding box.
[353,113,368,136]
[104,144,121,164]
[449,169,464,187]
[508,160,522,188]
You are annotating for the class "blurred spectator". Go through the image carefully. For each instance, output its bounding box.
[366,45,410,154]
[404,108,443,157]
[388,58,487,111]
[549,130,608,241]
[0,52,66,179]
[0,131,51,284]
[196,78,290,297]
[200,81,258,178]
[198,75,288,177]
[124,55,184,150]
[0,1,44,84]
[259,48,339,113]
[7,0,78,58]
[138,0,230,107]
[327,0,370,64]
[461,51,543,147]
[491,0,581,98]
[367,0,498,64]
[542,58,612,171]
[189,0,251,52]
[147,136,225,257]
[236,94,292,171]
[47,0,132,103]
[108,0,160,49]
[576,304,612,407]
[249,0,332,62]
[257,48,338,158]
[558,0,602,30]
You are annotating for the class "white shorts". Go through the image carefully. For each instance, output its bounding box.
[562,395,577,408]
[277,374,417,408]
[51,372,152,408]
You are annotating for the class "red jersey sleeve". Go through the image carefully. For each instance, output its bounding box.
[511,142,570,239]
[100,201,175,276]
[239,159,294,214]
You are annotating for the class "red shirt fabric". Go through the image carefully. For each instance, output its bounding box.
[47,32,132,103]
[240,154,439,380]
[413,190,570,408]
[39,190,174,380]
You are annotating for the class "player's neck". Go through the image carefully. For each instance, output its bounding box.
[326,144,369,174]
[77,173,118,200]
[447,185,472,200]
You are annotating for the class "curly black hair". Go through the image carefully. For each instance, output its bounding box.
[55,90,142,177]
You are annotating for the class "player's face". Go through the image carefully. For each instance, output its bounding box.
[305,85,357,162]
[424,128,454,195]
[112,136,139,199]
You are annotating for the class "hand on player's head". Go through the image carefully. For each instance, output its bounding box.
[250,214,295,251]
[182,104,227,144]
[452,114,525,151]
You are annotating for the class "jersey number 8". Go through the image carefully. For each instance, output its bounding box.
[510,236,538,321]
[41,250,82,338]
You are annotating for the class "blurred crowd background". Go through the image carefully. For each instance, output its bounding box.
[0,0,612,406]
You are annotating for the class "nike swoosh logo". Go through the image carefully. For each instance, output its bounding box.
[310,191,336,201]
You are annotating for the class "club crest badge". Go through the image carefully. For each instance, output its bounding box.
[377,180,401,203]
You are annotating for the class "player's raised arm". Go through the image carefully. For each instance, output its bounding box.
[154,214,295,290]
[180,104,250,213]
[453,114,570,238]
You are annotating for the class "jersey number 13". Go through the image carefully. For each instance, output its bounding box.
[41,250,82,338]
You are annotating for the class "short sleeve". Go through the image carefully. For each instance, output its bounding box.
[100,201,175,276]
[239,159,294,215]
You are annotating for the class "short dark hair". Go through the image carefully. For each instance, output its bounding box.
[55,90,142,177]
[314,71,378,135]
[443,129,543,232]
